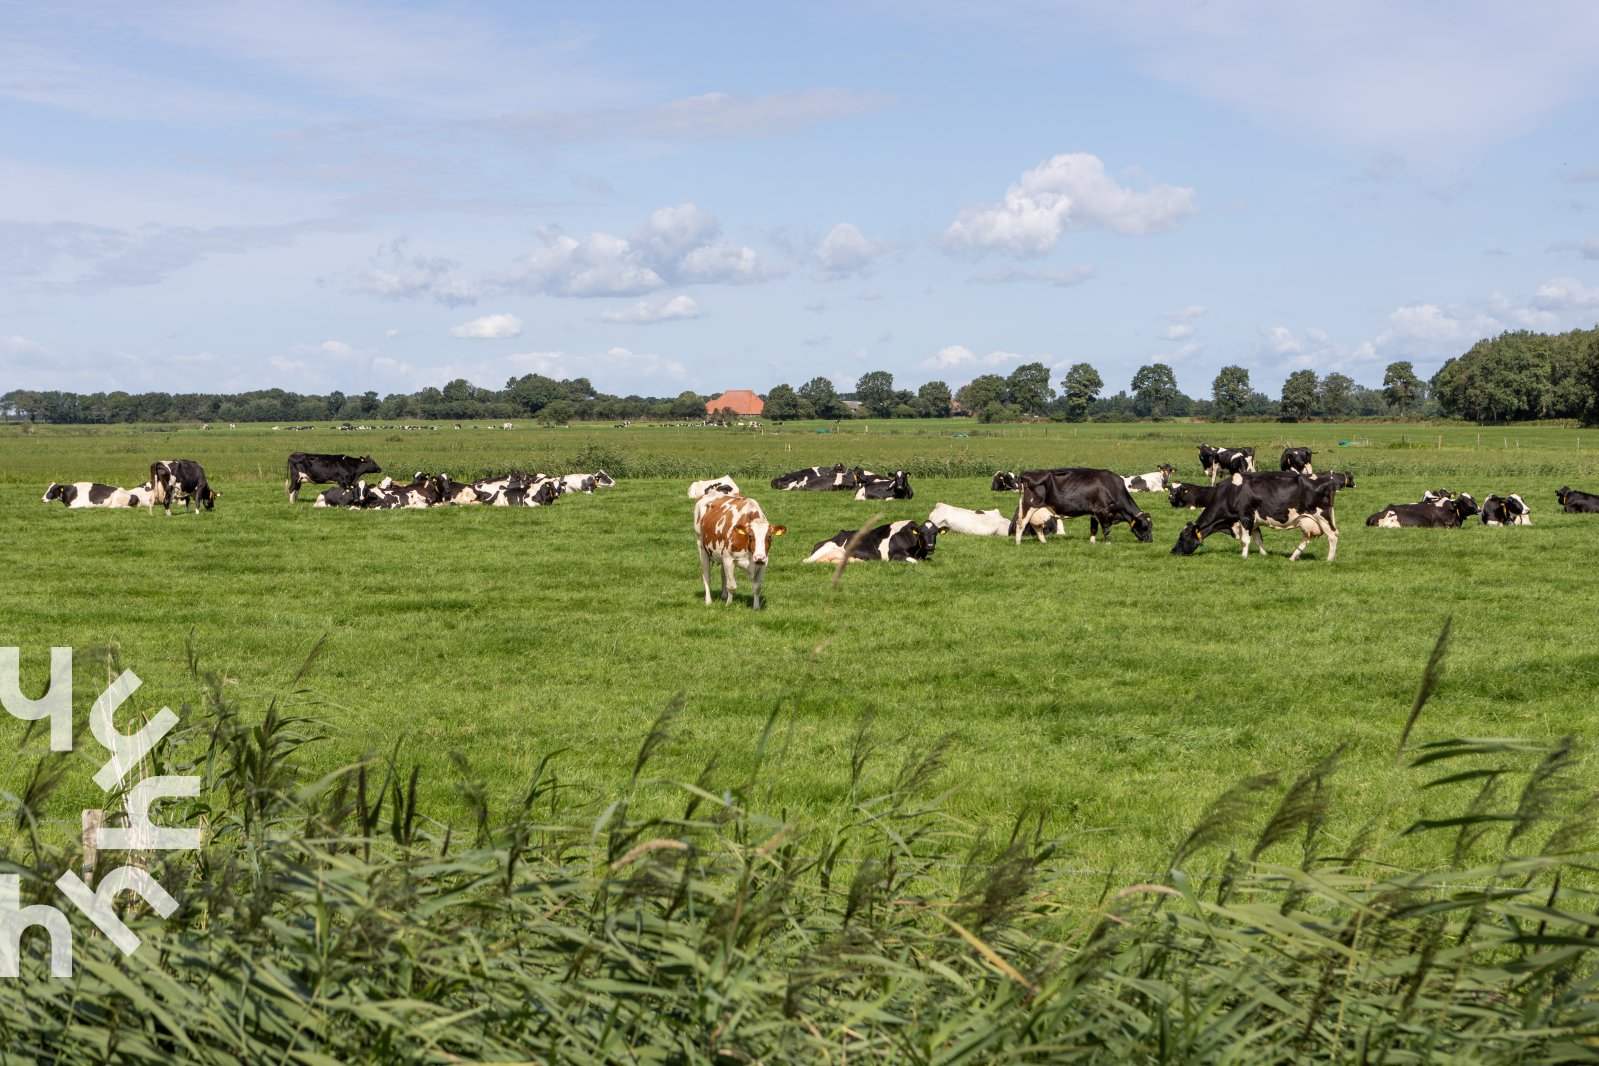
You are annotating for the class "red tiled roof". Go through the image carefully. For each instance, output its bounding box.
[705,389,765,416]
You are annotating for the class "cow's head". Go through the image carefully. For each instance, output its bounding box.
[1167,484,1189,508]
[41,483,65,504]
[1339,471,1355,489]
[1507,493,1528,517]
[1557,486,1571,507]
[1453,495,1479,521]
[532,480,559,505]
[594,470,615,487]
[740,517,786,563]
[1172,522,1201,555]
[910,521,941,557]
[358,456,381,475]
[200,487,219,510]
[1129,511,1154,542]
[991,471,1018,491]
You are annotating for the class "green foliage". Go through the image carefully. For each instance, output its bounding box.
[1131,362,1185,417]
[1432,327,1599,423]
[1059,362,1103,421]
[1211,364,1251,421]
[1318,372,1356,418]
[1006,361,1054,415]
[917,380,953,418]
[1280,369,1319,420]
[797,376,847,420]
[855,369,896,418]
[1384,360,1424,415]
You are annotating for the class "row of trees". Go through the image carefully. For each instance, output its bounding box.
[1430,327,1598,423]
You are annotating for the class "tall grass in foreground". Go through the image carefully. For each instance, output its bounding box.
[5,626,1599,1062]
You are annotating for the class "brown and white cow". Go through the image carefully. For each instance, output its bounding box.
[694,488,785,609]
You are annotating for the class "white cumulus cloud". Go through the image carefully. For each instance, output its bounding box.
[943,153,1197,257]
[350,238,479,307]
[449,313,524,339]
[815,222,888,279]
[599,294,701,324]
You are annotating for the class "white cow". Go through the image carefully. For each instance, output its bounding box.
[688,476,740,499]
[41,482,139,508]
[926,502,1064,539]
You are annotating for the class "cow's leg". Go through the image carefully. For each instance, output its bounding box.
[698,544,715,605]
[749,561,766,610]
[1322,519,1338,562]
[720,554,737,602]
[1288,522,1311,562]
[1014,498,1028,546]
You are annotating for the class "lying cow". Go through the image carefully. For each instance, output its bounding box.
[1421,488,1457,505]
[1198,444,1256,484]
[770,465,850,491]
[695,487,785,609]
[1013,468,1153,545]
[286,452,381,503]
[554,471,612,494]
[689,476,741,498]
[1171,471,1338,562]
[804,520,941,564]
[149,460,218,516]
[854,470,913,500]
[1366,494,1479,527]
[1167,482,1218,510]
[480,478,560,507]
[1280,447,1313,474]
[1480,493,1531,526]
[926,502,1065,538]
[313,482,365,508]
[991,471,1019,491]
[41,482,140,508]
[1122,464,1174,492]
[1556,486,1599,513]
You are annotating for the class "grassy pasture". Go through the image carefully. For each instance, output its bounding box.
[4,418,1599,905]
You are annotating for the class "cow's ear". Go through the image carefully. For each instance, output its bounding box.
[772,525,786,536]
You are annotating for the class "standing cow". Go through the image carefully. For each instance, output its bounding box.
[287,452,382,503]
[1172,471,1338,562]
[1013,468,1153,545]
[694,486,785,609]
[148,460,218,516]
[1280,447,1314,474]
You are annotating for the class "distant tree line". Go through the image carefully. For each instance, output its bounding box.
[6,326,1595,425]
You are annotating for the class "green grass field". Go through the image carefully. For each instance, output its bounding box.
[5,418,1599,904]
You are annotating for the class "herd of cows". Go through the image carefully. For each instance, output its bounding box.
[688,443,1599,607]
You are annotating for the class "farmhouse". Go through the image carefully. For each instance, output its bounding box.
[704,390,764,418]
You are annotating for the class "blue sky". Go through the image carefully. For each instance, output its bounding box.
[4,0,1599,401]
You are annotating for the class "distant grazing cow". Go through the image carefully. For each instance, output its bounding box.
[695,490,785,609]
[148,460,217,516]
[1013,468,1153,545]
[1122,464,1174,492]
[804,520,941,564]
[1366,495,1479,528]
[689,476,741,498]
[854,470,913,500]
[1280,447,1314,474]
[927,502,1065,538]
[991,471,1020,492]
[1480,493,1531,526]
[1556,487,1599,513]
[1172,471,1339,562]
[1167,482,1219,510]
[286,452,381,503]
[770,465,850,491]
[1198,444,1256,484]
[41,482,139,508]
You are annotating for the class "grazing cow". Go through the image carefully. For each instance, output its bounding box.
[41,482,139,508]
[1480,493,1531,526]
[689,476,741,498]
[1556,487,1599,513]
[1306,471,1355,490]
[148,460,217,516]
[927,502,1065,538]
[1168,482,1219,510]
[1279,447,1314,474]
[1172,472,1339,562]
[854,470,913,501]
[804,520,941,564]
[1122,464,1174,493]
[286,452,381,503]
[991,471,1020,492]
[695,492,785,609]
[770,465,850,491]
[1366,495,1479,528]
[1012,468,1153,545]
[1198,444,1257,484]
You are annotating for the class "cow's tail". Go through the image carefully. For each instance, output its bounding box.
[148,463,166,514]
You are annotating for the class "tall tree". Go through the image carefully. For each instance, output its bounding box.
[1006,362,1054,415]
[956,374,1010,420]
[855,370,897,417]
[798,376,846,419]
[1318,373,1355,418]
[1060,362,1103,421]
[763,384,804,420]
[1130,363,1181,418]
[1211,365,1251,421]
[1382,361,1424,415]
[918,380,953,418]
[1279,370,1319,420]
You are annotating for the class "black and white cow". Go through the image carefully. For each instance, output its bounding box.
[1171,471,1339,562]
[1279,447,1314,474]
[1167,482,1219,510]
[1366,494,1479,528]
[148,460,217,516]
[803,520,941,564]
[1013,468,1153,545]
[286,452,381,503]
[1556,487,1599,513]
[593,470,616,488]
[770,465,850,491]
[690,476,741,498]
[313,482,365,508]
[854,470,913,500]
[926,502,1065,538]
[1122,464,1175,492]
[1306,471,1354,490]
[991,471,1020,492]
[1198,444,1257,484]
[41,482,139,508]
[1420,489,1458,506]
[1480,493,1531,526]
